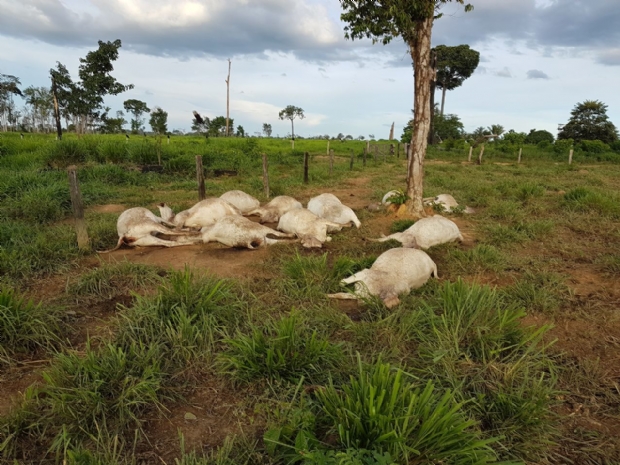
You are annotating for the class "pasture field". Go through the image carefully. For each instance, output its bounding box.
[0,132,619,464]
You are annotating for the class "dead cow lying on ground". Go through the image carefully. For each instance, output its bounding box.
[98,207,200,252]
[248,195,302,223]
[328,248,438,308]
[277,208,342,248]
[219,190,260,215]
[375,215,463,249]
[201,216,294,249]
[307,193,362,228]
[158,198,241,229]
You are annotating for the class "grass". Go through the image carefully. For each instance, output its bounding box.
[1,133,620,463]
[218,312,344,385]
[67,261,163,302]
[0,287,65,366]
[265,358,499,464]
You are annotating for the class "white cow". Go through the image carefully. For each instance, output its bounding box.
[200,216,294,249]
[307,193,362,228]
[277,208,343,248]
[219,190,260,215]
[328,248,437,308]
[382,190,402,205]
[424,194,474,214]
[375,215,463,249]
[248,196,303,223]
[98,207,200,252]
[157,198,241,229]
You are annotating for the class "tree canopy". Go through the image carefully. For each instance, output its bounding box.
[149,107,168,134]
[263,123,273,137]
[558,100,618,144]
[50,40,132,134]
[278,105,305,140]
[340,0,473,216]
[434,44,479,115]
[525,129,554,145]
[124,99,150,133]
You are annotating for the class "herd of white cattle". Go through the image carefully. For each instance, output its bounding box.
[100,190,467,308]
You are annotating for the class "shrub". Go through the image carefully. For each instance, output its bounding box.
[580,140,610,154]
[553,138,573,154]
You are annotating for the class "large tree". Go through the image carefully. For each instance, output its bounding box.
[0,73,23,132]
[262,123,273,137]
[124,99,150,133]
[340,0,473,216]
[208,116,234,137]
[149,107,168,134]
[558,100,618,144]
[278,105,304,140]
[50,40,133,136]
[434,44,479,115]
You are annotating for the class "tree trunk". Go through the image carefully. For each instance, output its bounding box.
[291,119,295,140]
[405,16,434,218]
[440,85,447,116]
[51,78,63,141]
[428,49,437,145]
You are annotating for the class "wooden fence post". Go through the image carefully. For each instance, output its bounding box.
[303,151,309,184]
[329,149,334,176]
[468,146,473,162]
[350,150,355,170]
[397,142,400,158]
[196,155,206,200]
[67,166,90,250]
[569,148,573,165]
[363,145,367,167]
[262,153,270,198]
[478,144,485,165]
[518,147,522,164]
[326,140,330,155]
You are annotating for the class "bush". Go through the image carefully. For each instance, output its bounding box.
[580,140,610,154]
[553,139,573,154]
[536,140,551,150]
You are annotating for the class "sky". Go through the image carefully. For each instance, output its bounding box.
[1,0,619,139]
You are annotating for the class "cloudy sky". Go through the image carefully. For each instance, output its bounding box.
[1,0,619,138]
